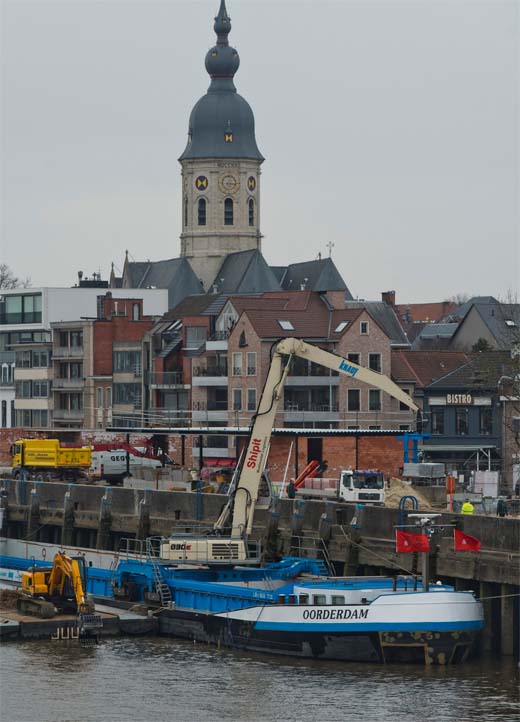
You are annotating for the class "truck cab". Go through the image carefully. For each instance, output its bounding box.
[340,470,385,505]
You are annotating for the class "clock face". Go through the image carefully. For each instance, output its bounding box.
[219,173,239,194]
[195,175,208,190]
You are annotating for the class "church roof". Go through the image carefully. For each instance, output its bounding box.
[212,249,281,294]
[277,258,352,296]
[179,1,263,162]
[125,257,202,309]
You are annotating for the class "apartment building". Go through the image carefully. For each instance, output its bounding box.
[3,286,167,430]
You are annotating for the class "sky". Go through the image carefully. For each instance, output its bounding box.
[1,0,518,303]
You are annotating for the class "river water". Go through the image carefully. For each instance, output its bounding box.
[1,638,518,722]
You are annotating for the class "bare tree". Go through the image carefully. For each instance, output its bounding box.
[0,264,30,289]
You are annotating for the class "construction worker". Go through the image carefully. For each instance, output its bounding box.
[461,498,474,515]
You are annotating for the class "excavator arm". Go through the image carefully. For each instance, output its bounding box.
[220,338,418,539]
[47,553,89,611]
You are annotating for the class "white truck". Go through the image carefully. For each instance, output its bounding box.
[88,448,163,484]
[296,469,385,505]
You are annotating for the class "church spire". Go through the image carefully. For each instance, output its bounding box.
[214,0,231,46]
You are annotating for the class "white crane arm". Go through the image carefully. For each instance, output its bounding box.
[226,338,418,539]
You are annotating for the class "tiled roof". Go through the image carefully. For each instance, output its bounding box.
[346,301,409,346]
[395,300,458,323]
[450,299,520,350]
[427,351,515,389]
[391,350,470,387]
[240,303,364,341]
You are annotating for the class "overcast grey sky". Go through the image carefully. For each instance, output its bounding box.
[1,0,518,303]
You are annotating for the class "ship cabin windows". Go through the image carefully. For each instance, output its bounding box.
[331,595,345,605]
[288,594,297,605]
[224,198,234,225]
[298,594,309,605]
[313,594,327,606]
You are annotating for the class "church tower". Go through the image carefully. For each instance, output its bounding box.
[179,1,264,290]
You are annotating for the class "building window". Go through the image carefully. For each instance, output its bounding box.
[106,387,112,407]
[479,407,493,436]
[232,352,242,376]
[224,198,234,225]
[248,198,254,226]
[347,353,360,365]
[70,331,83,348]
[10,400,14,427]
[247,352,257,376]
[455,407,469,436]
[0,293,42,324]
[185,326,207,349]
[198,198,206,226]
[247,388,257,411]
[368,353,381,373]
[113,383,141,407]
[32,409,48,427]
[399,424,410,431]
[184,197,188,227]
[368,389,381,411]
[431,408,444,435]
[59,331,68,348]
[70,362,82,378]
[347,389,360,411]
[97,387,103,408]
[15,380,32,398]
[399,388,411,411]
[32,350,49,368]
[232,388,242,411]
[32,380,49,398]
[360,321,369,335]
[15,350,32,368]
[369,425,381,430]
[132,303,140,321]
[114,350,141,375]
[1,401,6,428]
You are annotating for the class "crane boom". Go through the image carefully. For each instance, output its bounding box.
[224,338,418,539]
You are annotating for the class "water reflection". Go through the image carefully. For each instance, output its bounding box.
[1,638,518,722]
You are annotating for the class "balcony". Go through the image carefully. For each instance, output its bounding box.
[147,371,185,388]
[283,403,340,423]
[53,408,84,422]
[192,400,228,423]
[192,434,233,459]
[53,346,84,359]
[286,375,340,387]
[192,365,228,387]
[206,330,230,352]
[53,377,84,390]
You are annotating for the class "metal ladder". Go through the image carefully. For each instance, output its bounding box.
[146,539,172,608]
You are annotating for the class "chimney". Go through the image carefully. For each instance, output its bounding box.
[382,290,396,307]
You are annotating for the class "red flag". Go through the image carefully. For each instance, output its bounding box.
[396,530,430,553]
[454,529,481,552]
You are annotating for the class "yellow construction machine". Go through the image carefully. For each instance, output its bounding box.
[17,552,103,642]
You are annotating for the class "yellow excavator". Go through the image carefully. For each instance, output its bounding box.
[17,552,103,641]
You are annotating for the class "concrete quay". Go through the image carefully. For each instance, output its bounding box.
[0,478,518,657]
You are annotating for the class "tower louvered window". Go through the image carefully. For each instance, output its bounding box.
[184,197,188,227]
[248,198,254,226]
[224,198,234,226]
[198,198,207,226]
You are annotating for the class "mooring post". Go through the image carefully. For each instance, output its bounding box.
[500,583,515,656]
[61,484,75,547]
[96,487,113,550]
[26,482,41,541]
[137,489,151,541]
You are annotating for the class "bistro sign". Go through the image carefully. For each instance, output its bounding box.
[446,394,473,405]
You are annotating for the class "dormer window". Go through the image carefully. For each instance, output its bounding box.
[335,321,348,333]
